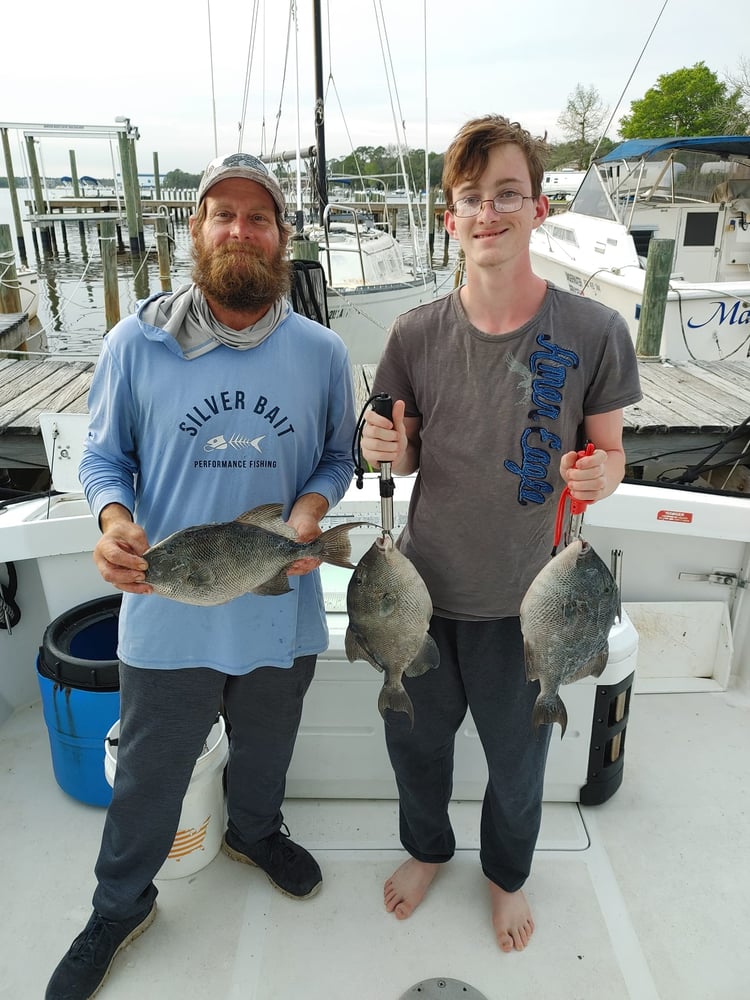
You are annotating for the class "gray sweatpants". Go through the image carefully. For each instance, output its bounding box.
[384,615,551,892]
[93,655,316,920]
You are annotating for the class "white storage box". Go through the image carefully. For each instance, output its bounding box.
[625,601,732,693]
[286,607,638,805]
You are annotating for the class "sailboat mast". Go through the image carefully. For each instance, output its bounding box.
[313,0,328,225]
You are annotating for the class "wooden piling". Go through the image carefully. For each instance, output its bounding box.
[0,224,23,314]
[155,215,172,292]
[636,238,674,358]
[153,152,162,200]
[1,128,27,265]
[98,220,120,330]
[291,237,319,261]
[117,132,141,256]
[25,136,53,255]
[68,150,81,197]
[128,137,145,251]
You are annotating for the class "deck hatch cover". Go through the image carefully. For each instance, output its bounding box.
[399,979,489,999]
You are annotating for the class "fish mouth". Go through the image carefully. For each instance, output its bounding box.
[375,532,395,551]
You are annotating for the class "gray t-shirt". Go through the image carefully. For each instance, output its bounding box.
[373,284,642,620]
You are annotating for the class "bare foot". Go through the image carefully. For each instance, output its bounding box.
[383,858,440,919]
[488,882,535,952]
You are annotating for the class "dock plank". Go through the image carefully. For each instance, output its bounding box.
[633,364,743,432]
[1,355,749,475]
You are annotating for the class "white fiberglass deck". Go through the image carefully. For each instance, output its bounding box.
[1,688,748,1000]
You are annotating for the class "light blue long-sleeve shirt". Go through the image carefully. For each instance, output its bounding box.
[79,293,357,674]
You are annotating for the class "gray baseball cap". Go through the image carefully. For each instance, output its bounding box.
[196,152,285,213]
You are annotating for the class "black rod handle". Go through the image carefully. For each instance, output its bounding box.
[370,394,394,533]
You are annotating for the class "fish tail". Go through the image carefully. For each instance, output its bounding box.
[532,694,568,737]
[378,682,414,728]
[317,522,364,569]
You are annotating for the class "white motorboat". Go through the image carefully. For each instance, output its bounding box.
[16,266,39,320]
[306,215,436,364]
[1,411,748,998]
[542,169,585,202]
[530,136,750,362]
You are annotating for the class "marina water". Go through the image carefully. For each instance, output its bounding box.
[0,187,457,360]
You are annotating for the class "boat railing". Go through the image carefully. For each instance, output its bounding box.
[321,202,367,287]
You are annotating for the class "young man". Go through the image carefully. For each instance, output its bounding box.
[45,153,357,1000]
[361,115,641,952]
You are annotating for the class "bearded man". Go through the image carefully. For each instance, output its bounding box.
[45,153,357,1000]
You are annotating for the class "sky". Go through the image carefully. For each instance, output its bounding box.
[1,0,748,180]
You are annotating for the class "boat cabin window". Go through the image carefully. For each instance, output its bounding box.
[683,212,719,247]
[570,167,618,222]
[630,228,655,257]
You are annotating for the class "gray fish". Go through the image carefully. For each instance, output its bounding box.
[519,538,620,736]
[144,503,371,606]
[345,533,439,725]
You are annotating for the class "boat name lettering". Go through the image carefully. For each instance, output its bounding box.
[503,427,562,504]
[686,299,750,330]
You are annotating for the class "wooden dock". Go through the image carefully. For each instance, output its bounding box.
[0,313,29,355]
[2,356,749,488]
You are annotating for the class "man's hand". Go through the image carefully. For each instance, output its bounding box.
[93,504,153,594]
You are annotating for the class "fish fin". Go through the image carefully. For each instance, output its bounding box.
[404,634,440,676]
[523,639,540,682]
[532,693,568,737]
[565,645,609,684]
[253,570,293,596]
[589,645,609,678]
[186,566,215,588]
[379,592,399,617]
[317,521,371,569]
[235,504,297,539]
[345,627,383,671]
[378,682,414,728]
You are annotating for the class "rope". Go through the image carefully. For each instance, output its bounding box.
[0,563,21,632]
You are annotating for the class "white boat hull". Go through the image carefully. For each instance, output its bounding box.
[531,136,750,362]
[530,235,750,362]
[17,267,39,320]
[326,276,436,364]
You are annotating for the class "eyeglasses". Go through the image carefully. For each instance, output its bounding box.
[449,194,534,217]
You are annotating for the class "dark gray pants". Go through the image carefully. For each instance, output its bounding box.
[93,655,316,920]
[384,616,551,893]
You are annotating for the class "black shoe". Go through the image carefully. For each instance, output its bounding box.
[45,904,156,1000]
[222,826,322,899]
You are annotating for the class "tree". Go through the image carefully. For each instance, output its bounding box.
[724,56,750,124]
[557,84,610,168]
[163,169,201,189]
[619,62,750,137]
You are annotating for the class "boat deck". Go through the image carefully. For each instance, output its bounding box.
[1,356,750,474]
[1,687,747,999]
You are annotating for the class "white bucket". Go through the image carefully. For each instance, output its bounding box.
[104,716,229,880]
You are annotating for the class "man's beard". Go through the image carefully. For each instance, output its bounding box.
[192,238,291,313]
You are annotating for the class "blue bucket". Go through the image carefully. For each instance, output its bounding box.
[37,594,122,807]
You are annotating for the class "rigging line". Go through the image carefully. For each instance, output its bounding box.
[590,0,671,163]
[238,0,262,150]
[207,0,218,156]
[372,1,424,263]
[268,3,296,160]
[423,0,430,268]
